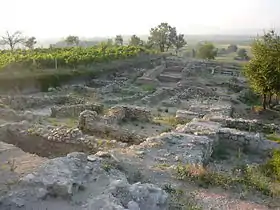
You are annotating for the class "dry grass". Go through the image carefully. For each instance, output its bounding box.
[175,153,280,197]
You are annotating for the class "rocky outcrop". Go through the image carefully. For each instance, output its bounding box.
[0,152,169,210]
[128,132,214,167]
[51,103,104,118]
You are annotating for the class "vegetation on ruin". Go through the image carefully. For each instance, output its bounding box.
[176,149,280,198]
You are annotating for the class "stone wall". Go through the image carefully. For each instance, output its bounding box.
[175,110,201,122]
[51,103,104,118]
[105,105,152,124]
[208,116,279,133]
[217,128,280,155]
[175,117,280,155]
[78,110,146,143]
[1,95,84,110]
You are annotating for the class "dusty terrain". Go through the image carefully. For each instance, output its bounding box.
[0,56,279,210]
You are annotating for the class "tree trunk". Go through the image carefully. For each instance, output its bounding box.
[268,93,272,108]
[159,44,165,52]
[262,94,267,110]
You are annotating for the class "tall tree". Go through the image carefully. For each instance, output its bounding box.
[115,35,123,46]
[0,31,25,51]
[244,30,280,109]
[65,35,79,46]
[25,37,37,49]
[197,42,217,60]
[172,34,187,55]
[129,35,143,46]
[237,48,248,60]
[148,22,174,52]
[227,44,238,53]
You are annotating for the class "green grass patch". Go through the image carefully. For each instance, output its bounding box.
[154,116,190,127]
[266,133,280,143]
[140,84,157,92]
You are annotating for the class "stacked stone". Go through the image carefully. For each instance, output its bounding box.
[51,103,104,118]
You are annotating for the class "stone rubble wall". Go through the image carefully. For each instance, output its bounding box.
[50,103,104,118]
[79,110,146,143]
[0,95,85,110]
[128,131,214,167]
[162,66,183,73]
[217,128,280,154]
[141,88,176,105]
[0,108,41,122]
[105,105,153,124]
[176,118,280,155]
[175,110,201,122]
[208,115,280,133]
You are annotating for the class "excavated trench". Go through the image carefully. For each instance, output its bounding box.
[1,130,94,158]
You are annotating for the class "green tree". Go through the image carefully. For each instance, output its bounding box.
[227,44,238,53]
[129,35,143,46]
[115,35,123,46]
[237,48,248,60]
[244,30,280,109]
[0,31,25,51]
[25,37,37,49]
[65,35,79,46]
[197,42,217,60]
[148,22,175,52]
[172,34,187,55]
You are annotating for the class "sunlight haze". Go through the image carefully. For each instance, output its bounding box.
[0,0,279,39]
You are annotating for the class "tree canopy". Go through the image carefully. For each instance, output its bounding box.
[148,22,186,52]
[196,42,217,60]
[0,31,25,50]
[65,35,79,46]
[115,35,123,46]
[243,30,280,109]
[25,37,37,49]
[129,35,144,46]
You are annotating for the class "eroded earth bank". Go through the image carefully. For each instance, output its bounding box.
[0,56,280,210]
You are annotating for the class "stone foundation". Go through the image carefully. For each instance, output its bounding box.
[51,103,104,118]
[78,110,146,143]
[208,116,279,133]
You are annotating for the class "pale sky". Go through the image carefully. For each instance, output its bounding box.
[0,0,279,39]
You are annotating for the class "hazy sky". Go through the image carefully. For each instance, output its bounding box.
[0,0,279,39]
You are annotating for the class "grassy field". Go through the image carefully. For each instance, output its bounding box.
[179,41,252,64]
